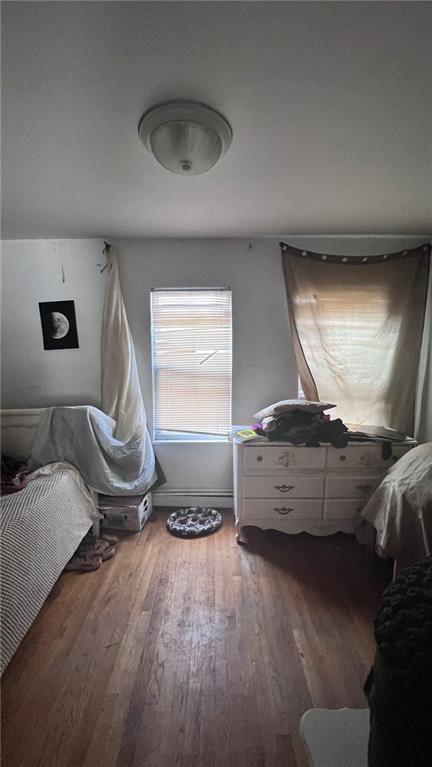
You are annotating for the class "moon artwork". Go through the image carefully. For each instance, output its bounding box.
[50,312,70,339]
[39,300,79,350]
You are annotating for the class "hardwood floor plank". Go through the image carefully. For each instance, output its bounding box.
[1,512,391,767]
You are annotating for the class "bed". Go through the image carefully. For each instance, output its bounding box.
[361,442,432,566]
[0,461,101,674]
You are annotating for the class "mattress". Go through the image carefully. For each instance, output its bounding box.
[0,462,101,673]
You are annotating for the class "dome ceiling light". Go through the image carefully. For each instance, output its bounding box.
[138,100,233,176]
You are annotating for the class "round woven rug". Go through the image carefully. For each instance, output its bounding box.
[166,507,222,538]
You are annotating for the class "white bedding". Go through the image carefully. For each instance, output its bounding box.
[0,462,101,673]
[29,405,157,496]
[361,442,432,563]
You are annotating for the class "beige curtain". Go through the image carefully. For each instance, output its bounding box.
[414,260,432,442]
[101,243,147,444]
[281,243,430,435]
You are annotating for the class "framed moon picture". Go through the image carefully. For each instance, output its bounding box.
[39,300,79,350]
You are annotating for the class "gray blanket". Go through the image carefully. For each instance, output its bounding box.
[29,405,157,496]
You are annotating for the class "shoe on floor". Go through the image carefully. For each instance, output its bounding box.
[78,537,116,559]
[100,544,116,561]
[64,553,102,572]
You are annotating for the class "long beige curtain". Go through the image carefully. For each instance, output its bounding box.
[101,243,147,444]
[281,243,430,435]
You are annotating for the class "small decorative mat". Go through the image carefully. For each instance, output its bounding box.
[166,507,222,538]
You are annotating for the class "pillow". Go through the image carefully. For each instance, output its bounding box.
[254,399,336,421]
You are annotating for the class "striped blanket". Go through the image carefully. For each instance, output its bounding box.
[0,462,101,673]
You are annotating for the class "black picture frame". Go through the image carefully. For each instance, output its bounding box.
[39,300,79,350]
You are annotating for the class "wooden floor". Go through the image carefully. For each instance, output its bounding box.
[1,511,391,767]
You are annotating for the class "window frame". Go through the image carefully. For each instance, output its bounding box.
[150,287,233,444]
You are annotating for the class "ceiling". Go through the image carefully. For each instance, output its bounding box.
[2,1,431,239]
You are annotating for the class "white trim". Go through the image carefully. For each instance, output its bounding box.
[0,408,44,460]
[0,408,45,418]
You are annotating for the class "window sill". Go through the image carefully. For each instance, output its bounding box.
[153,437,229,445]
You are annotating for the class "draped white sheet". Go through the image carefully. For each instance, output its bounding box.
[30,405,156,495]
[30,244,157,495]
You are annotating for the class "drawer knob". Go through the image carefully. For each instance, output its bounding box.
[356,484,372,493]
[274,507,294,515]
[339,455,346,461]
[274,484,295,493]
[256,455,263,462]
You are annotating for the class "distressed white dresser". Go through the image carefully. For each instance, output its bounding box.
[233,439,415,543]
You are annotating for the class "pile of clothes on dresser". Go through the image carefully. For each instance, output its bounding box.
[253,400,349,447]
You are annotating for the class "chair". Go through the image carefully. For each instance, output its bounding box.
[299,708,369,767]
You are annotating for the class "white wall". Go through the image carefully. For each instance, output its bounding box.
[1,235,429,498]
[114,236,429,496]
[114,238,298,498]
[1,239,105,408]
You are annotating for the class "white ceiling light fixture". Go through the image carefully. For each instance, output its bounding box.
[138,100,233,176]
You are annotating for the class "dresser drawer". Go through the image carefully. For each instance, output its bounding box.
[243,475,324,499]
[325,475,381,499]
[243,446,326,471]
[326,444,413,471]
[241,499,322,520]
[324,499,365,520]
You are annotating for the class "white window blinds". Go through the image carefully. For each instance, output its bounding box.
[151,289,232,441]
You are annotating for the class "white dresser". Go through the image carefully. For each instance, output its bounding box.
[233,439,415,543]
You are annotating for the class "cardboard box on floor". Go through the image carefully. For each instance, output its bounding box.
[98,493,153,532]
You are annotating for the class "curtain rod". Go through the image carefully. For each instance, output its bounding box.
[279,241,430,264]
[268,234,431,239]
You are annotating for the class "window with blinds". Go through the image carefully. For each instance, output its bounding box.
[150,288,232,441]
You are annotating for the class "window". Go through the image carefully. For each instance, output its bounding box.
[150,288,232,441]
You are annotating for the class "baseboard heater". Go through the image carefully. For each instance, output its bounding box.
[153,489,233,509]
